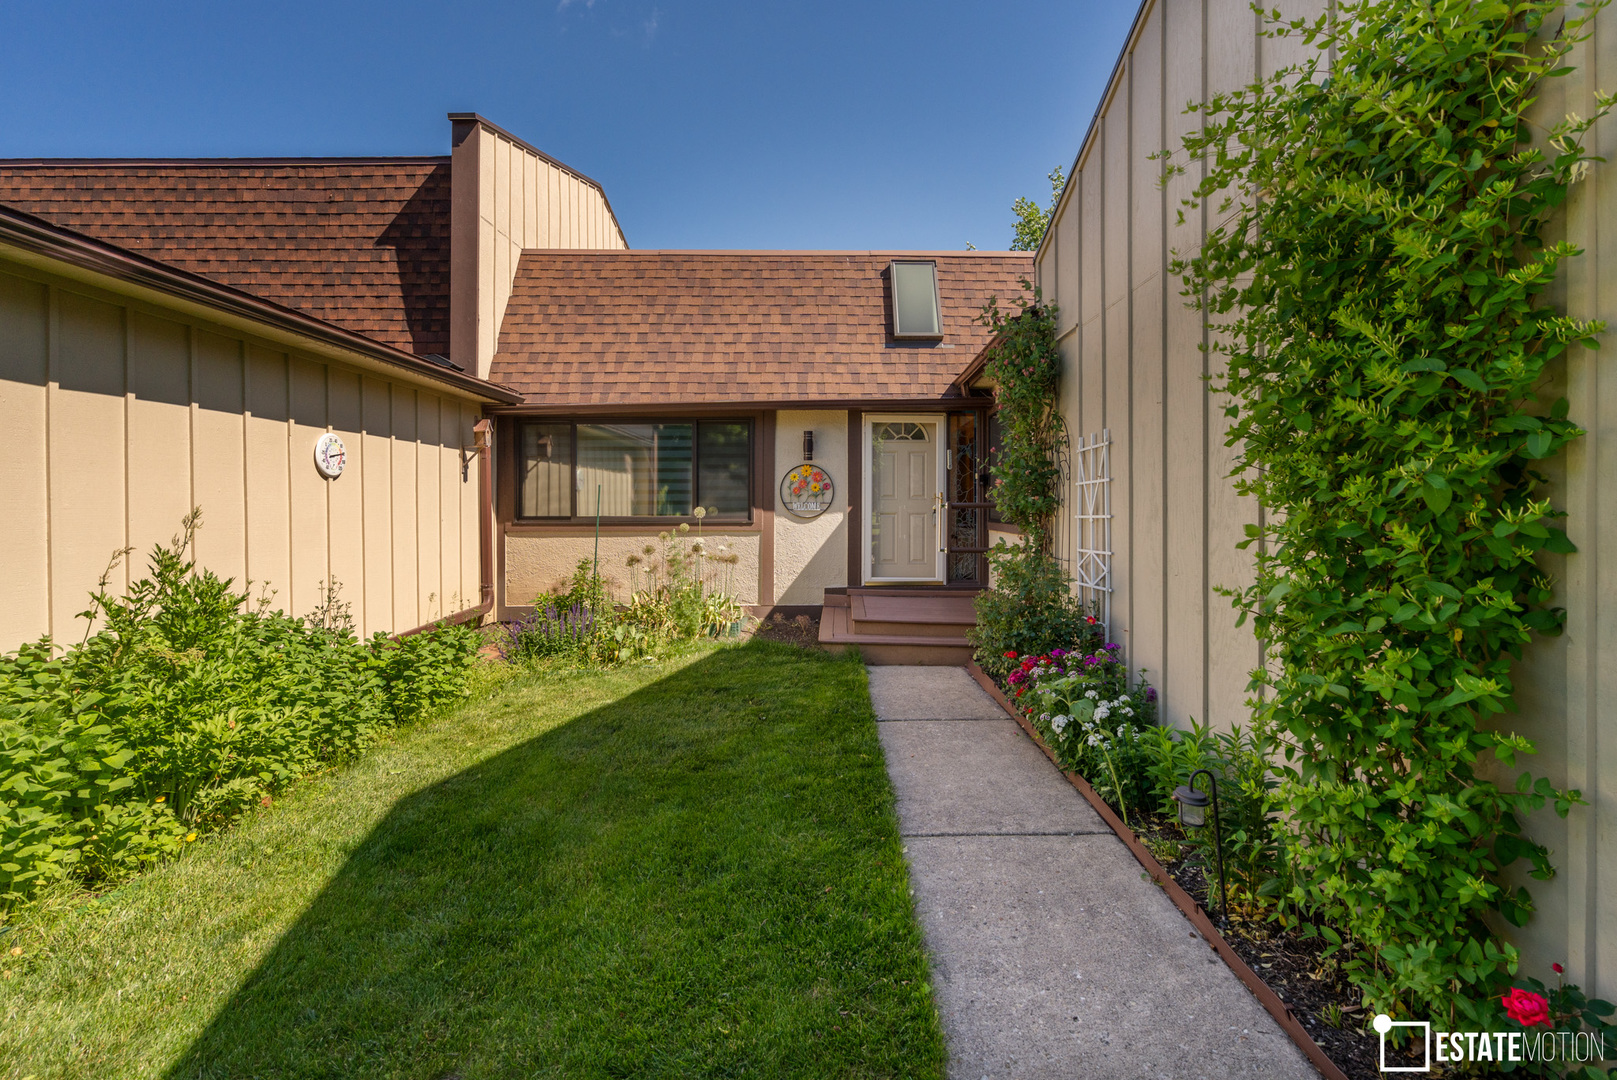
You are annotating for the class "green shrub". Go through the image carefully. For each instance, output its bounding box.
[499,560,612,662]
[970,542,1101,682]
[1016,645,1156,824]
[0,512,480,910]
[501,522,746,668]
[1165,0,1607,1021]
[977,285,1064,546]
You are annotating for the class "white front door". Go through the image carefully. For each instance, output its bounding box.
[864,414,946,584]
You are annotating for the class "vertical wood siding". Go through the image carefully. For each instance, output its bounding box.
[462,124,628,380]
[1037,0,1613,997]
[0,263,483,651]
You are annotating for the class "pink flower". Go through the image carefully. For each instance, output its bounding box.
[1553,963,1564,975]
[1502,988,1552,1028]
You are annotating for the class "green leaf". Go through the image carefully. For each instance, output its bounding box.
[1419,471,1453,514]
[1525,429,1553,458]
[1543,528,1577,555]
[1450,367,1489,392]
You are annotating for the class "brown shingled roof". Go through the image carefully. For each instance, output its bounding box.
[0,158,451,356]
[490,250,1033,405]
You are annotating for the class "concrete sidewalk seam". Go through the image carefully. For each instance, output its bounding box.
[902,830,1116,838]
[874,717,1008,723]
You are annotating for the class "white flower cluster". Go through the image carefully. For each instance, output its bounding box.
[1043,695,1137,748]
[1091,695,1135,723]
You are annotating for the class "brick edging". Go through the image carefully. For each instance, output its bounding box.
[964,661,1350,1080]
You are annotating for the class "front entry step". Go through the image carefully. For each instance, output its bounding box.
[818,588,980,665]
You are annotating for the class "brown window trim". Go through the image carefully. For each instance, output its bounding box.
[507,415,759,527]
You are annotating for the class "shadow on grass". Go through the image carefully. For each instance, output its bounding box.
[165,642,944,1080]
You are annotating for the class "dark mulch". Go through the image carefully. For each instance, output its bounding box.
[751,612,823,649]
[1129,817,1427,1080]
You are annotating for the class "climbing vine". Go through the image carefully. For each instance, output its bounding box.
[1166,0,1608,1023]
[978,282,1065,548]
[968,285,1092,682]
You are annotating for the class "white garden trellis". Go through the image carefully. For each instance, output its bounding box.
[1072,429,1112,632]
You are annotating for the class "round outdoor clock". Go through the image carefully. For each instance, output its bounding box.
[780,463,834,518]
[313,432,347,479]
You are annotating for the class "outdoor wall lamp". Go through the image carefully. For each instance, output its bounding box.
[803,429,815,461]
[1174,769,1228,924]
[462,419,492,481]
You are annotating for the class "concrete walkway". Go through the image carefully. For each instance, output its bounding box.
[869,666,1316,1080]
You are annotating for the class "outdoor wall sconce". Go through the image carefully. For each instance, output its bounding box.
[462,419,492,481]
[803,429,815,461]
[1174,769,1228,924]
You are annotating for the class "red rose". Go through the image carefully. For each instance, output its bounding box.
[1502,988,1551,1028]
[1553,963,1564,975]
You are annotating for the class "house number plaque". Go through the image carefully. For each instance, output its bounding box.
[781,463,834,518]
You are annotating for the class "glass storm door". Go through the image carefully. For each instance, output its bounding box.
[864,414,946,584]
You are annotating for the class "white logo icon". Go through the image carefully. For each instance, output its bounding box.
[1374,1013,1432,1073]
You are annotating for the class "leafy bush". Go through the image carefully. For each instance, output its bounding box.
[623,519,745,649]
[0,512,480,910]
[501,521,746,668]
[977,285,1064,546]
[970,543,1102,681]
[1011,645,1287,912]
[1165,0,1608,1022]
[497,560,611,662]
[1016,645,1157,824]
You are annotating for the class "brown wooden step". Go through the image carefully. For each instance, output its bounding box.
[817,604,976,666]
[849,591,977,626]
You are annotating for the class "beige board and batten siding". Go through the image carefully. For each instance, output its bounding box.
[1035,0,1612,1000]
[0,260,484,652]
[774,410,849,605]
[450,115,628,382]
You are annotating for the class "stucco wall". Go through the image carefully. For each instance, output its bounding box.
[773,410,849,605]
[504,530,760,607]
[0,263,484,651]
[1034,0,1613,1000]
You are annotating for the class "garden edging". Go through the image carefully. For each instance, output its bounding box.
[964,661,1350,1080]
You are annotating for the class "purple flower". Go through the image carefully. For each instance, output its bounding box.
[1145,687,1157,703]
[1050,648,1067,658]
[1103,642,1120,651]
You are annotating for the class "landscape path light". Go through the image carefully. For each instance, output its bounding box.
[1173,768,1228,925]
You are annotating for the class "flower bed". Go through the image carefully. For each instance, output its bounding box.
[496,520,747,665]
[983,647,1615,1080]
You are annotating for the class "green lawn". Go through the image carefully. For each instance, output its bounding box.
[0,641,946,1079]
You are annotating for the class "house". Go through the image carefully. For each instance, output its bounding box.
[1033,0,1613,1001]
[483,248,1028,660]
[0,113,1030,661]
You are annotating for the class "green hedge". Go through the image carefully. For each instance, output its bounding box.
[0,515,479,910]
[1167,0,1606,1023]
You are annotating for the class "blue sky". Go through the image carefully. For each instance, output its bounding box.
[1,1,1138,251]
